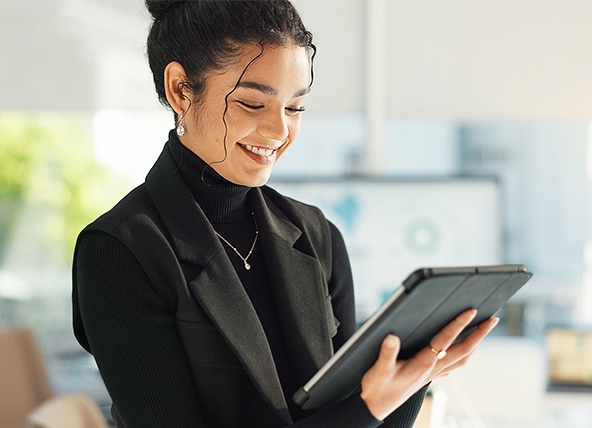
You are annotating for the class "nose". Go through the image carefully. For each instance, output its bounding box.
[258,109,289,142]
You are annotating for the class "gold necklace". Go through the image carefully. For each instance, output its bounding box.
[214,213,258,270]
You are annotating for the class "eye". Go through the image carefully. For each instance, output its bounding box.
[286,106,306,114]
[237,100,263,110]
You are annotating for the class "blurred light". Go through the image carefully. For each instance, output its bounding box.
[92,109,172,184]
[0,270,30,300]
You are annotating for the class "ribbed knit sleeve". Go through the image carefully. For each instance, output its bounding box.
[382,385,429,428]
[75,230,206,427]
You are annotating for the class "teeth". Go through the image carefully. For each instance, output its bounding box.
[245,145,274,157]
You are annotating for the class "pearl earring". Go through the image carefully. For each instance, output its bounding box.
[176,111,185,137]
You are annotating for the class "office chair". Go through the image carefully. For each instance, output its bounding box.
[27,394,109,428]
[0,327,108,428]
[0,327,53,428]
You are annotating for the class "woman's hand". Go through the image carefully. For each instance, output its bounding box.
[360,309,499,421]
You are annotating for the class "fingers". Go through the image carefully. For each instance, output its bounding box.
[428,309,477,356]
[431,315,500,377]
[361,312,500,421]
[361,334,420,421]
[451,316,499,356]
[374,334,401,373]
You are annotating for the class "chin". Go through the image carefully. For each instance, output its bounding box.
[229,171,272,188]
[249,172,274,188]
[245,176,271,188]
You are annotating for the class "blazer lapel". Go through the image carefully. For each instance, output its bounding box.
[251,189,335,383]
[145,146,292,423]
[186,253,292,423]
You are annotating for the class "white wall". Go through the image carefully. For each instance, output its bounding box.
[0,0,156,111]
[3,0,592,120]
[386,0,592,120]
[295,0,592,120]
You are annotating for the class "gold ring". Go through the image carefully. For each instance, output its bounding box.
[430,346,447,360]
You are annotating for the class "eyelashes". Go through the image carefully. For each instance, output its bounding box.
[287,106,306,113]
[237,100,306,113]
[238,100,263,110]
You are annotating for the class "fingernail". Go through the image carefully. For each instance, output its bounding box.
[385,334,398,349]
[490,317,500,329]
[462,309,477,322]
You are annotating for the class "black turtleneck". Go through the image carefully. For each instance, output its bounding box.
[167,132,252,223]
[168,134,306,419]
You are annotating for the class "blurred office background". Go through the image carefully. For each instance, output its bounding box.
[1,0,592,427]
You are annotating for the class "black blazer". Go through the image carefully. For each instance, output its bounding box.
[73,145,347,426]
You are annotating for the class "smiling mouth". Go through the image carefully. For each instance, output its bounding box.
[241,144,277,157]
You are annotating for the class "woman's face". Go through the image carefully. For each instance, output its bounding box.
[179,43,311,187]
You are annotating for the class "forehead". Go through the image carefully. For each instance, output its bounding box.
[207,44,311,96]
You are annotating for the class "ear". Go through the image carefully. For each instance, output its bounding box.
[164,62,191,116]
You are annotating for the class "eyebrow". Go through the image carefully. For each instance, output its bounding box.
[237,81,311,98]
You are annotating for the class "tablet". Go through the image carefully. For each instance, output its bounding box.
[293,264,532,411]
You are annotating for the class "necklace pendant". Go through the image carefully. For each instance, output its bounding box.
[214,212,258,272]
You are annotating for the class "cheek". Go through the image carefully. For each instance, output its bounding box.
[225,114,259,139]
[289,120,302,141]
[195,98,236,138]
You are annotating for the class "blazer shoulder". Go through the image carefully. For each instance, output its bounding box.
[83,184,160,236]
[77,184,174,267]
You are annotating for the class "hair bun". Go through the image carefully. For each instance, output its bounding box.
[145,0,184,21]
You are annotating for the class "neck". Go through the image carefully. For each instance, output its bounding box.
[167,130,252,223]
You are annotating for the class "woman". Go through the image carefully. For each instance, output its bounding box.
[72,1,498,427]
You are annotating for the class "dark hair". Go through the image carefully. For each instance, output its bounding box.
[145,0,315,112]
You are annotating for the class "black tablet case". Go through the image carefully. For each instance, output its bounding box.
[293,265,532,411]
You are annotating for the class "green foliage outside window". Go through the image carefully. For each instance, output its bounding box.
[0,112,130,266]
